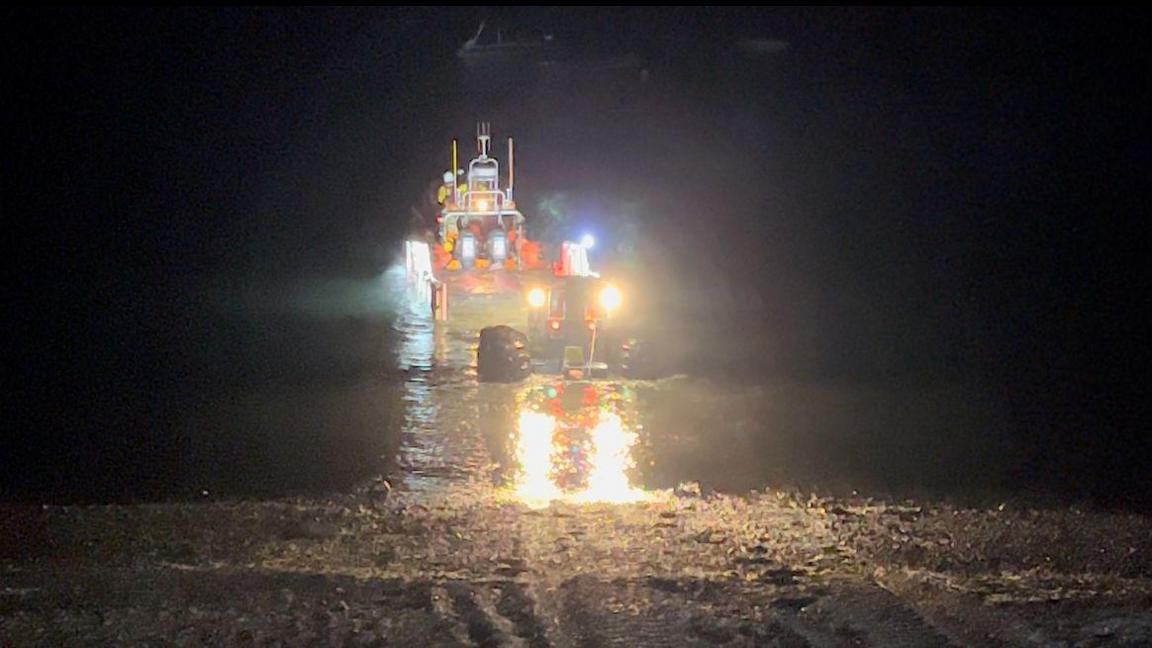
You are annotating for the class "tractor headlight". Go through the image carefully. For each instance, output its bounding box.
[599,285,622,313]
[527,288,546,308]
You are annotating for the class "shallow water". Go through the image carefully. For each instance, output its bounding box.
[2,265,1026,507]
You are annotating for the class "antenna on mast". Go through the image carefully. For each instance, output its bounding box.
[476,122,491,157]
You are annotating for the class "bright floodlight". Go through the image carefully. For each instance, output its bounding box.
[527,287,546,308]
[580,233,595,249]
[599,284,622,313]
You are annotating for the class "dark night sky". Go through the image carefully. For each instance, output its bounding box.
[3,8,1149,503]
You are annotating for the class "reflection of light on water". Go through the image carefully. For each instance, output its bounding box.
[512,409,649,509]
[514,411,563,508]
[390,262,457,493]
[571,412,650,504]
[388,263,436,373]
[396,314,434,372]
